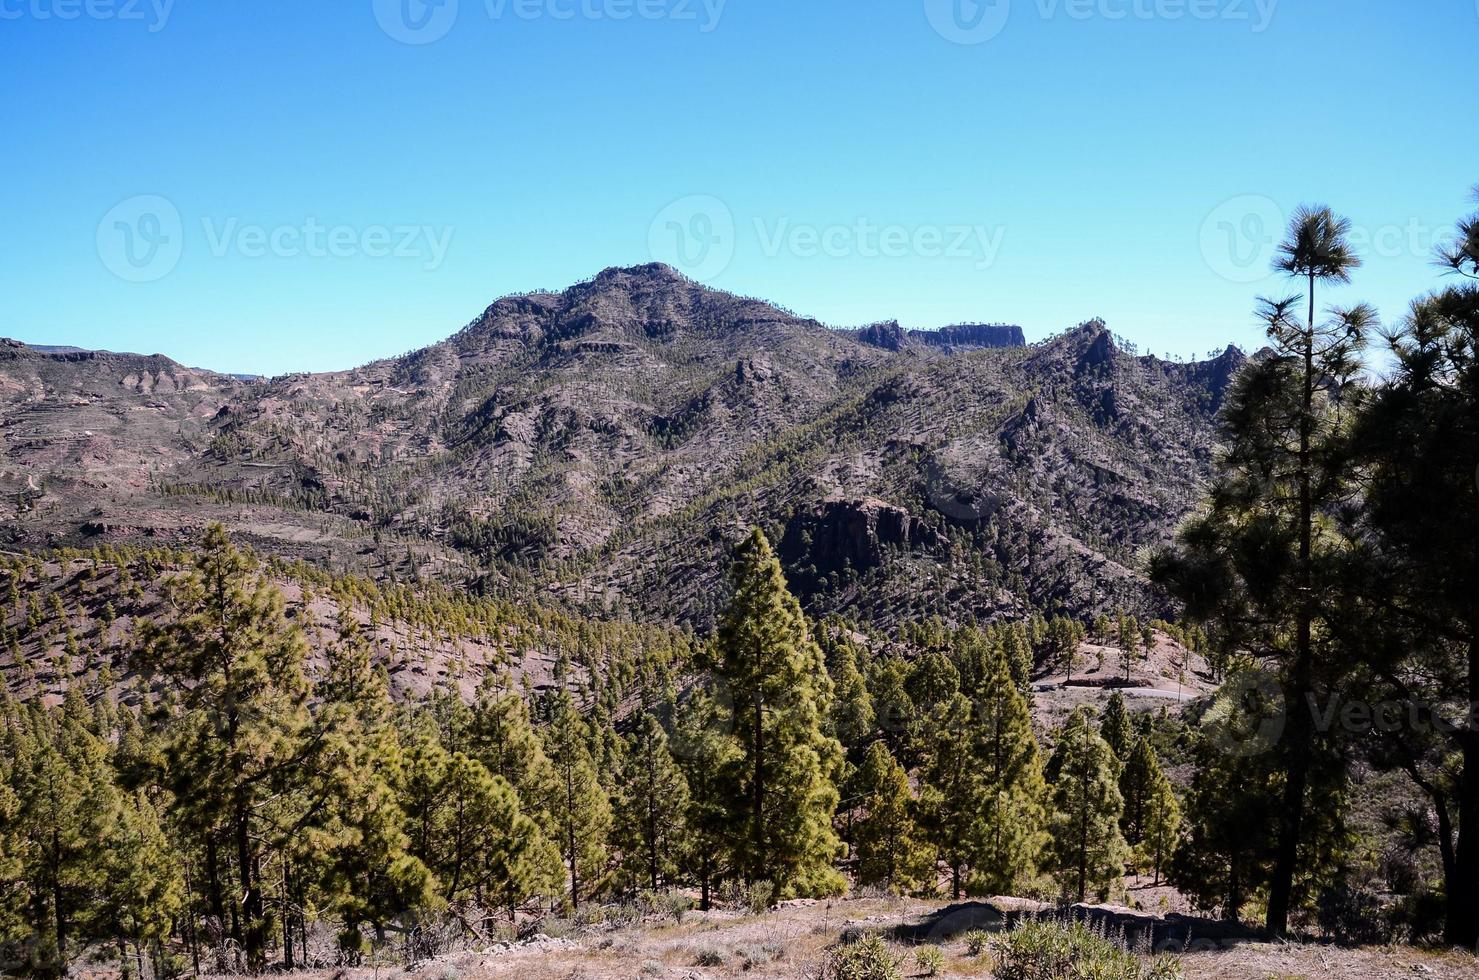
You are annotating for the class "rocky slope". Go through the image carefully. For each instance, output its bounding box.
[0,265,1245,631]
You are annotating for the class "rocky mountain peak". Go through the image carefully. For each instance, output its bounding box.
[855,321,911,351]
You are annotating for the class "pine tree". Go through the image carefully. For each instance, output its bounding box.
[671,687,739,910]
[853,742,932,894]
[906,653,960,720]
[613,713,690,893]
[826,637,876,762]
[466,674,562,835]
[1003,624,1034,696]
[867,657,915,764]
[1117,614,1141,685]
[969,644,1048,896]
[1117,736,1157,845]
[12,700,122,975]
[98,790,184,978]
[1100,693,1131,760]
[1046,709,1130,902]
[713,529,845,898]
[314,614,437,958]
[1140,765,1181,885]
[438,752,562,912]
[1172,749,1277,921]
[134,525,314,972]
[544,695,612,911]
[1156,207,1368,936]
[1354,206,1479,948]
[1169,669,1282,922]
[917,694,985,899]
[0,762,26,965]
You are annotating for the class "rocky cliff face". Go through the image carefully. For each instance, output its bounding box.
[912,323,1026,351]
[779,498,938,595]
[0,266,1238,630]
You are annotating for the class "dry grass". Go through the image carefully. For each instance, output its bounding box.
[194,898,1478,980]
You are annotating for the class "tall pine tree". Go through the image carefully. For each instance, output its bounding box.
[1046,709,1129,902]
[712,530,845,898]
[544,695,612,911]
[612,713,690,893]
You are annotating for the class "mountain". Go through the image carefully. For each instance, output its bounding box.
[0,265,1243,631]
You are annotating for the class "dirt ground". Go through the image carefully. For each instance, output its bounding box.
[186,898,1476,980]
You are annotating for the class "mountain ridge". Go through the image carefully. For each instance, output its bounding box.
[0,265,1244,632]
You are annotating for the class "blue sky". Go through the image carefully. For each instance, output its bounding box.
[2,0,1476,376]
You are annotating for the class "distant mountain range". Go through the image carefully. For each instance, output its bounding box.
[0,264,1244,630]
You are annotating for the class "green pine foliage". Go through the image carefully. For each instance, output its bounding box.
[1046,709,1131,902]
[612,713,690,893]
[1100,692,1131,761]
[712,529,846,899]
[852,742,933,894]
[544,695,613,911]
[670,686,740,911]
[917,693,986,900]
[968,642,1049,897]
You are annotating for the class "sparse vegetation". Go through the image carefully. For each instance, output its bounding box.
[825,935,902,980]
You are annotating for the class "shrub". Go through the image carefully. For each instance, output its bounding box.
[963,930,991,956]
[992,920,1183,980]
[692,946,727,967]
[915,945,945,975]
[746,880,776,915]
[825,936,902,980]
[638,889,695,923]
[737,943,776,969]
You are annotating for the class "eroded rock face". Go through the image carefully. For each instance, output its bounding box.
[856,321,910,351]
[912,323,1026,351]
[779,498,938,592]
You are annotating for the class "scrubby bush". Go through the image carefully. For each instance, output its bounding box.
[992,920,1182,980]
[825,935,902,980]
[737,942,784,969]
[915,944,945,975]
[963,929,991,956]
[638,889,694,923]
[746,880,776,915]
[692,945,727,967]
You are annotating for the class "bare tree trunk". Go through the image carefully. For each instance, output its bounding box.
[752,685,765,886]
[1445,629,1479,948]
[1267,303,1317,938]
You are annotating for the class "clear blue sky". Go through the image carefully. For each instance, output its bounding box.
[2,0,1476,376]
